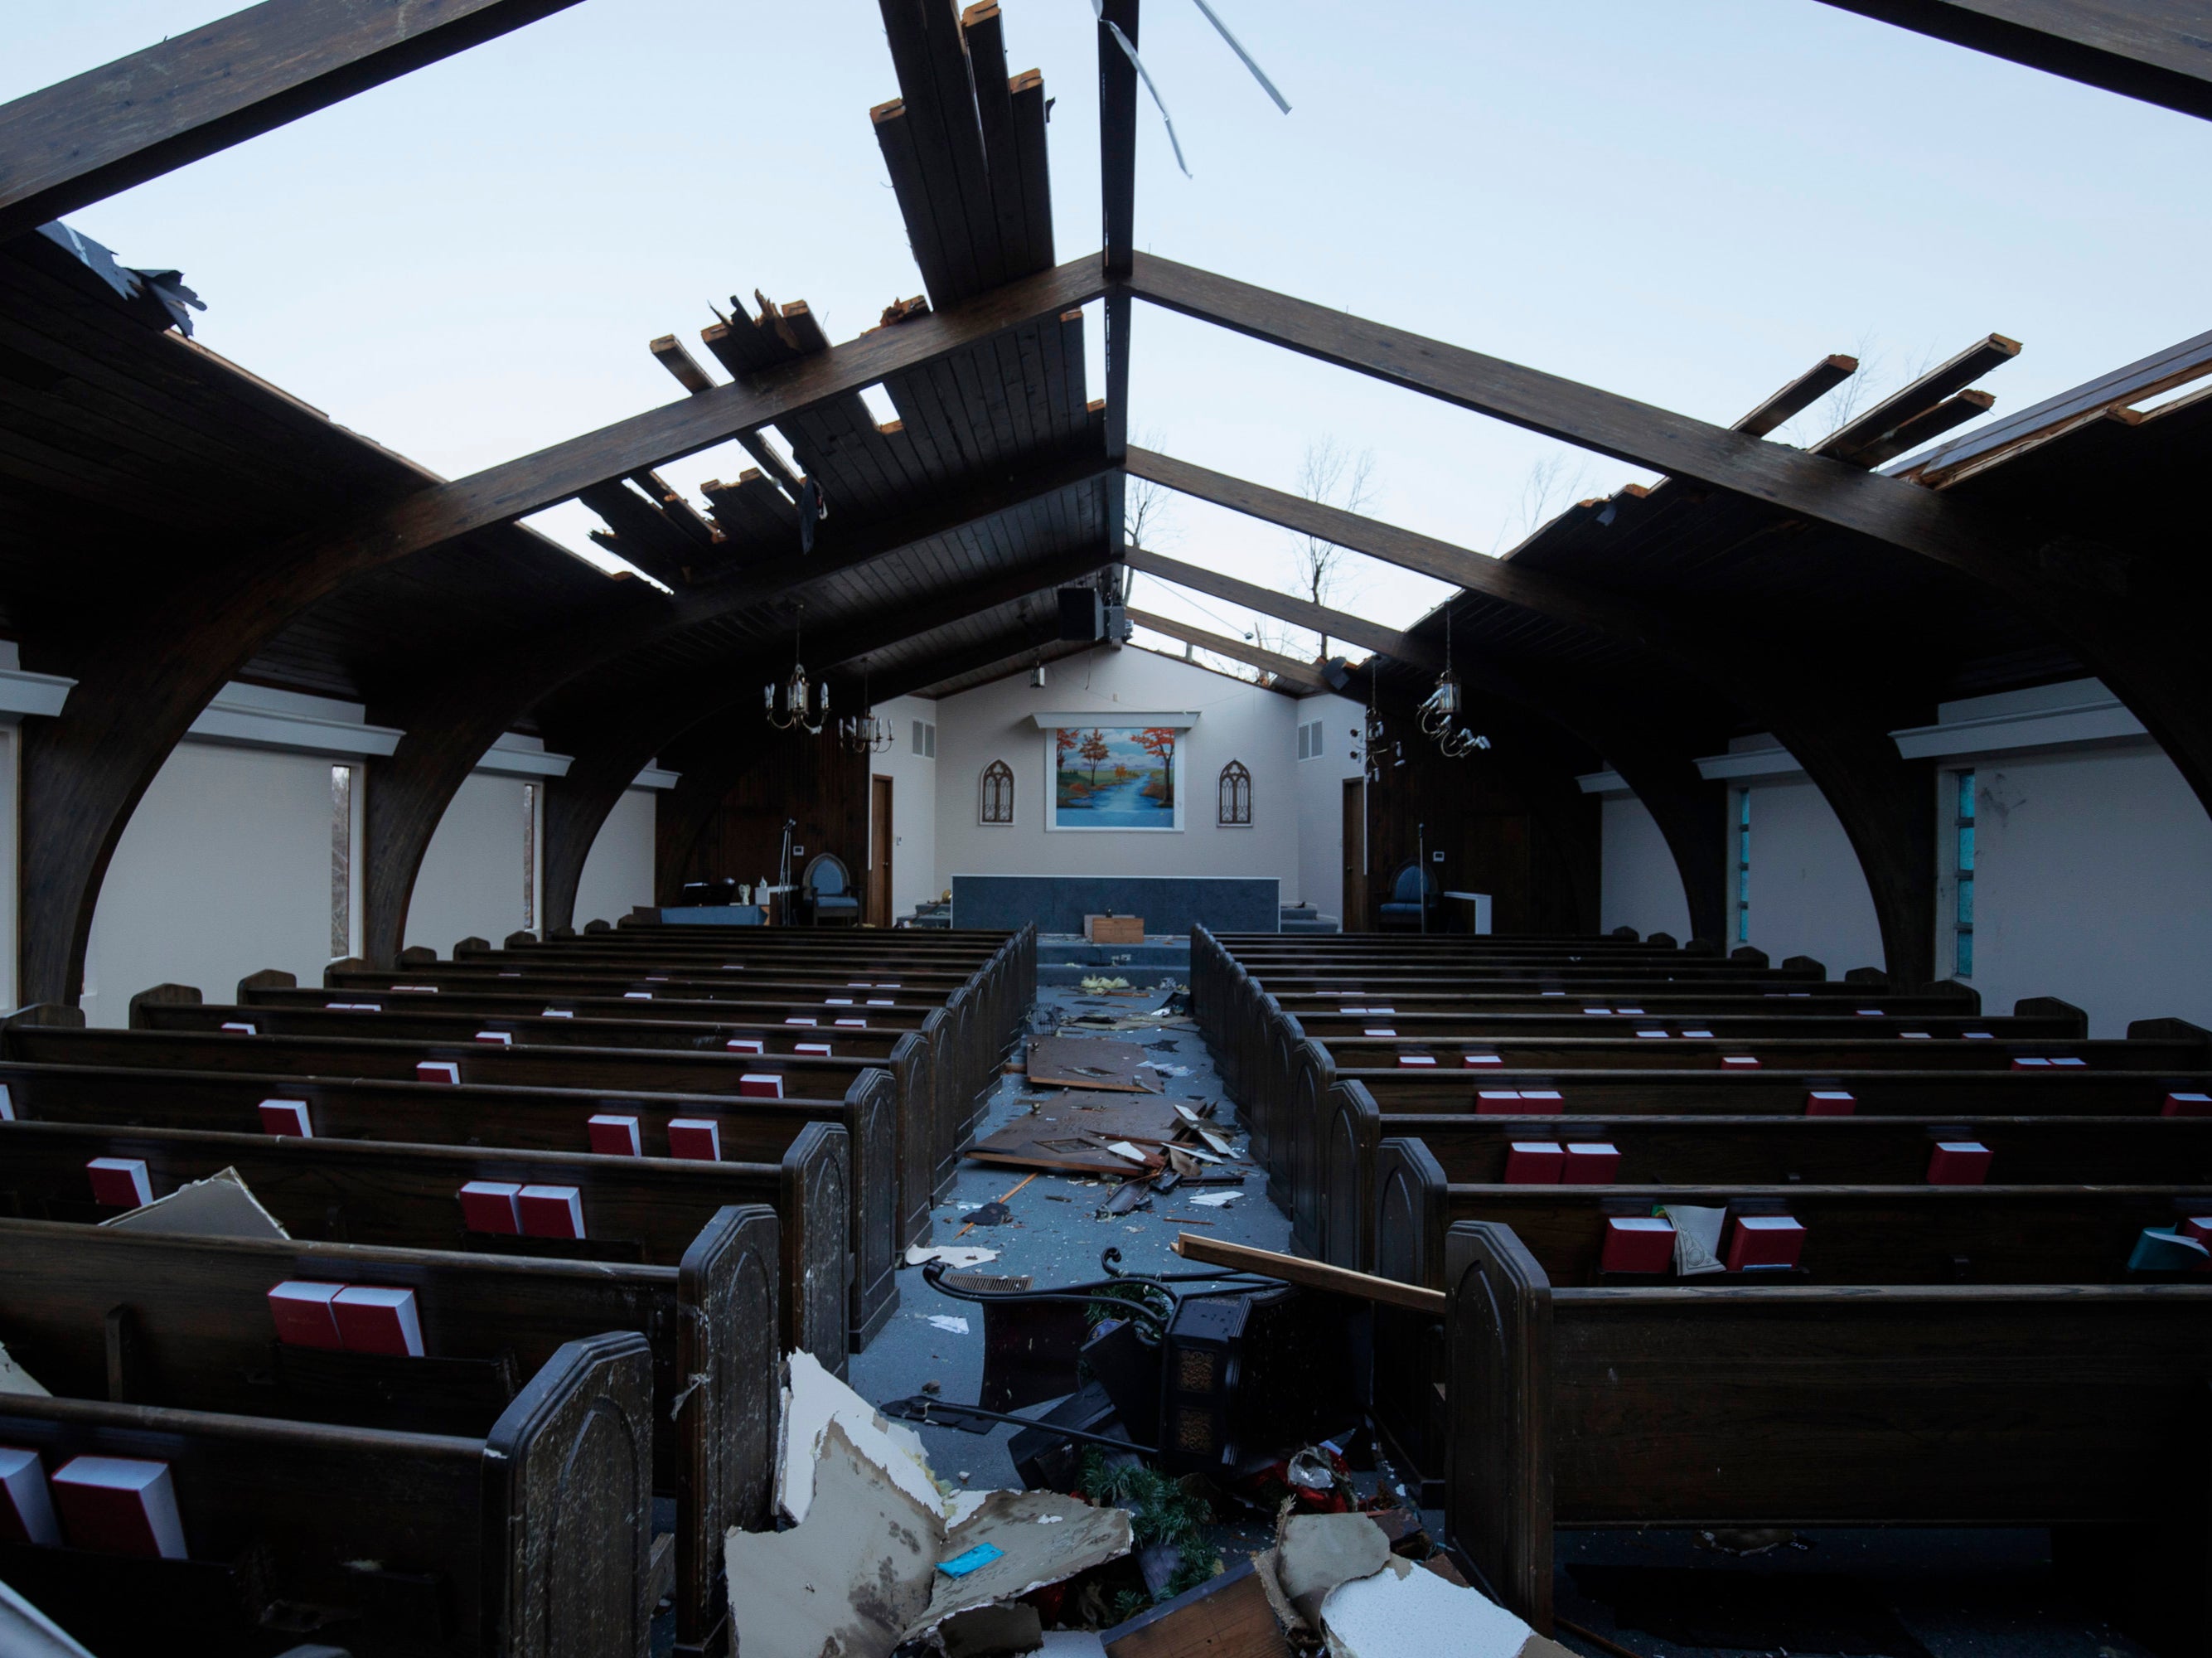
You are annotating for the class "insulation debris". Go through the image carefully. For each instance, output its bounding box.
[906,1244,1001,1270]
[99,1166,288,1240]
[727,1350,1131,1658]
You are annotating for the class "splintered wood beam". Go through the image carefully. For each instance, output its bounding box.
[1124,545,1442,671]
[0,0,584,240]
[1813,332,2018,462]
[288,255,1106,579]
[1123,252,2016,582]
[650,336,716,395]
[1812,0,2212,124]
[1734,353,1859,436]
[1850,388,1997,469]
[1125,608,1326,690]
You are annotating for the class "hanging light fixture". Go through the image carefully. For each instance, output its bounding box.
[839,657,895,754]
[1359,666,1401,784]
[764,602,830,735]
[1419,608,1489,759]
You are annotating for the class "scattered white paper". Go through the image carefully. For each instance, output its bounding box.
[905,1244,1000,1269]
[1188,1190,1240,1208]
[928,1315,972,1335]
[1105,1140,1150,1163]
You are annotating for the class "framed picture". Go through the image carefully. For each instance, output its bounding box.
[1046,725,1183,831]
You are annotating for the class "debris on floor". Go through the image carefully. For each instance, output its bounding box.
[1026,1035,1162,1093]
[727,1352,1134,1658]
[908,1244,1003,1269]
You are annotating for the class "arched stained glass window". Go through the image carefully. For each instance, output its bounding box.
[980,759,1015,825]
[1217,759,1252,827]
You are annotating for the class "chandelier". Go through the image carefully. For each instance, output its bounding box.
[1419,608,1489,759]
[1358,670,1402,785]
[764,603,829,734]
[839,658,895,754]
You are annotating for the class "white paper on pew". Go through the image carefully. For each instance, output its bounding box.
[100,1166,288,1241]
[0,1338,50,1396]
[1662,1204,1726,1277]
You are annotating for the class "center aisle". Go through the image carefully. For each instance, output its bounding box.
[848,979,1295,1488]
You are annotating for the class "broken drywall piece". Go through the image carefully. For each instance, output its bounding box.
[99,1166,288,1239]
[939,1600,1044,1656]
[1319,1554,1576,1657]
[915,1490,1132,1637]
[1187,1190,1240,1208]
[0,1340,50,1397]
[728,1418,939,1658]
[1275,1512,1393,1628]
[929,1314,972,1335]
[906,1244,1000,1269]
[776,1348,939,1525]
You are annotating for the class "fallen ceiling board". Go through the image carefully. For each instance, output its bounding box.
[970,1092,1188,1174]
[1026,1035,1161,1093]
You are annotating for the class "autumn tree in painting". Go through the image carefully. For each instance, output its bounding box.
[1079,729,1112,788]
[1136,727,1178,807]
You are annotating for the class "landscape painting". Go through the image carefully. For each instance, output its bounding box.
[1047,725,1183,831]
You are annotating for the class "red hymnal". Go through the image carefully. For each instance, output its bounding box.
[725,1039,764,1054]
[2165,1093,2212,1118]
[474,1030,513,1046]
[416,1061,461,1086]
[1503,1142,1563,1184]
[795,1042,833,1057]
[333,1286,424,1356]
[458,1180,522,1234]
[823,997,854,1006]
[783,1017,817,1028]
[86,1157,152,1207]
[258,1099,312,1137]
[0,1446,59,1546]
[739,1074,784,1100]
[1926,1141,1992,1185]
[267,1280,346,1349]
[666,1118,722,1161]
[1476,1090,1525,1114]
[588,1115,641,1156]
[1600,1217,1674,1274]
[834,1018,868,1029]
[1463,1054,1503,1068]
[51,1457,186,1559]
[1517,1089,1564,1112]
[1721,1055,1760,1069]
[1562,1142,1620,1184]
[1397,1054,1437,1068]
[518,1185,585,1239]
[1725,1214,1805,1271]
[1805,1090,1856,1116]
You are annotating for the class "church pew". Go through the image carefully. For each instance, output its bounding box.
[1275,1048,2212,1256]
[131,987,924,1274]
[0,1117,849,1378]
[143,984,943,1250]
[1324,1098,2212,1269]
[1440,1220,2212,1655]
[5,1017,907,1311]
[0,1331,655,1658]
[1365,1140,2212,1491]
[0,1054,898,1351]
[0,1211,776,1654]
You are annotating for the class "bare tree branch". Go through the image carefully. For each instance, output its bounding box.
[1286,434,1378,658]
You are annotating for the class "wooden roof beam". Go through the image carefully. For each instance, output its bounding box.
[1733,353,1859,436]
[1813,332,2017,464]
[1123,545,1442,671]
[1811,0,2212,124]
[0,0,585,241]
[1125,608,1326,691]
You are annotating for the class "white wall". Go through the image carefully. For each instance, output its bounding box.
[933,647,1303,894]
[84,742,347,1025]
[1291,694,1364,918]
[1598,793,1693,943]
[1734,776,1885,974]
[572,787,656,930]
[405,771,535,955]
[871,693,941,921]
[1948,746,2212,1035]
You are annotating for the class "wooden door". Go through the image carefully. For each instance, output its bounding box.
[1341,778,1367,931]
[867,775,893,927]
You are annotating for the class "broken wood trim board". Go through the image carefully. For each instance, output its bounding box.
[1172,1234,1447,1316]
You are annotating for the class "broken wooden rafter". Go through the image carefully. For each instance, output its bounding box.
[1813,332,2017,464]
[1732,352,1859,437]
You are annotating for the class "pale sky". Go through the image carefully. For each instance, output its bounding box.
[12,2,2210,677]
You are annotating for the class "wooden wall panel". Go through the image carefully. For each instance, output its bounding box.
[662,733,870,904]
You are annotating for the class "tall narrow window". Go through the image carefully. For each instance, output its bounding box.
[329,764,353,957]
[1735,787,1751,944]
[979,759,1014,825]
[1217,759,1252,826]
[522,782,539,933]
[1953,770,1975,977]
